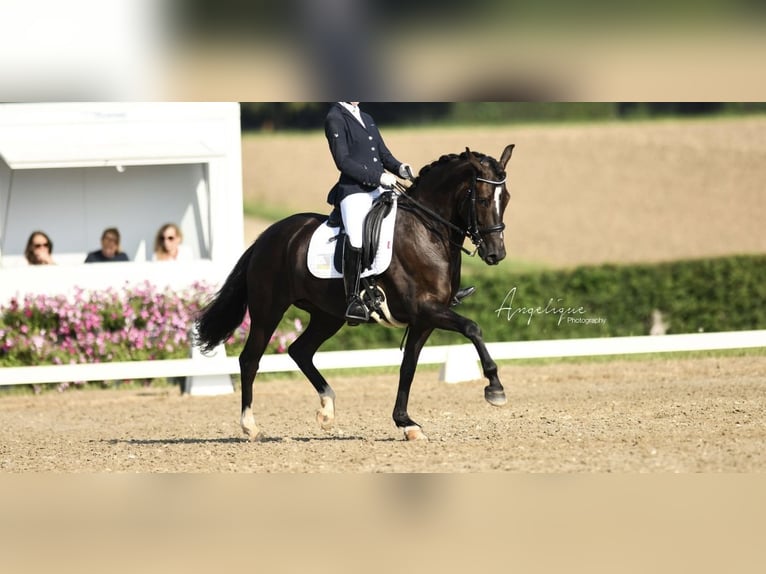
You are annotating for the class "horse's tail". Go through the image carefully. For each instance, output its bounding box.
[195,243,256,353]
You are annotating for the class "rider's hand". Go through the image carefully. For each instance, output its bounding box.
[399,163,414,180]
[380,172,397,189]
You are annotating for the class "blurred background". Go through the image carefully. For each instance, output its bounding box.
[239,102,766,268]
[238,102,766,130]
[2,0,765,101]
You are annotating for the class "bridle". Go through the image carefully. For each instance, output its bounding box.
[464,173,507,249]
[395,171,507,257]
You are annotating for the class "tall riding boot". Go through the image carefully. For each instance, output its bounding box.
[343,240,370,326]
[451,286,476,307]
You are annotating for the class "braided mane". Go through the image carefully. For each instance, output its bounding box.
[410,150,505,190]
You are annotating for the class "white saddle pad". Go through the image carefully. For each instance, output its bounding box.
[307,197,398,279]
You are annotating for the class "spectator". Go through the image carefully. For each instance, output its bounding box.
[153,223,192,262]
[85,227,130,263]
[24,231,55,265]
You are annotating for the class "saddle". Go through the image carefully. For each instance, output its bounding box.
[307,192,398,280]
[307,192,404,327]
[328,191,395,273]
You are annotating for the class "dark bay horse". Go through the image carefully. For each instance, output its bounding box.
[196,144,515,441]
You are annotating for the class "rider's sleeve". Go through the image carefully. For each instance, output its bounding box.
[325,116,383,187]
[373,128,402,176]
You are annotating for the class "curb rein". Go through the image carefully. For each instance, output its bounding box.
[394,173,507,257]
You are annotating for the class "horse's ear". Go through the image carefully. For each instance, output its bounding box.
[500,144,515,168]
[465,147,483,171]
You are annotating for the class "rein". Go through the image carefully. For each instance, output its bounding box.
[395,172,507,257]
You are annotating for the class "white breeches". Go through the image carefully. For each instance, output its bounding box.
[340,188,382,248]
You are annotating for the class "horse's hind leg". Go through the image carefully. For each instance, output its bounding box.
[287,311,345,431]
[393,325,434,441]
[240,309,287,441]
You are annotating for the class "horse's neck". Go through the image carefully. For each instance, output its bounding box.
[401,182,465,269]
[411,170,466,222]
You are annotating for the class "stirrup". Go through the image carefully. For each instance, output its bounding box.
[345,296,370,326]
[451,286,476,307]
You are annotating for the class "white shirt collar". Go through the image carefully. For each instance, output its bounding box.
[338,102,365,128]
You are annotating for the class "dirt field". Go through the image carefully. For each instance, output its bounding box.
[1,355,763,472]
[242,116,766,267]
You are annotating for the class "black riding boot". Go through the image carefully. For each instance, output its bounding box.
[343,240,370,326]
[451,286,476,306]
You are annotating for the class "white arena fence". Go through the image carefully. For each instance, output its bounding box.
[1,330,764,395]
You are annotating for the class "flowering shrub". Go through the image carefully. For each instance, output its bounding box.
[0,281,303,375]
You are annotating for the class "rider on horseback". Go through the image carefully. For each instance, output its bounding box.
[325,102,474,325]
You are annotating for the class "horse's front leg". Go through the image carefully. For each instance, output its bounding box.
[394,325,434,441]
[468,322,506,407]
[425,307,507,407]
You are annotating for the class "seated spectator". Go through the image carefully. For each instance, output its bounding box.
[24,231,55,265]
[153,223,193,262]
[85,227,130,263]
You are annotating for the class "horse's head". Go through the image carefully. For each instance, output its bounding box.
[463,144,514,265]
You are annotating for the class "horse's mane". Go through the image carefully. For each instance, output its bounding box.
[409,150,505,193]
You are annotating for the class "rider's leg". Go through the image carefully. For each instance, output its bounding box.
[340,191,374,249]
[340,192,375,325]
[342,237,368,325]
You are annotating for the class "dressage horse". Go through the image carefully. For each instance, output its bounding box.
[196,144,515,441]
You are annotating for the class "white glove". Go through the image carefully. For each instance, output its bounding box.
[380,172,397,189]
[399,163,414,180]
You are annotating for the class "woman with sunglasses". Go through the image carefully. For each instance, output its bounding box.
[24,231,55,265]
[152,223,192,262]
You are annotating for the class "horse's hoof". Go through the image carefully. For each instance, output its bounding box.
[484,387,507,407]
[241,407,262,437]
[253,431,267,442]
[404,426,428,441]
[241,427,265,442]
[316,396,335,430]
[316,410,335,431]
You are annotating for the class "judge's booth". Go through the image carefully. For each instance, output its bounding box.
[0,102,244,303]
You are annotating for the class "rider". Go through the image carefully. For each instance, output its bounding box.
[325,102,413,325]
[325,102,474,326]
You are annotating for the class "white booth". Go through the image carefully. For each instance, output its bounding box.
[0,102,244,303]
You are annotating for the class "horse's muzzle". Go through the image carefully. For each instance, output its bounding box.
[480,243,506,265]
[476,223,506,265]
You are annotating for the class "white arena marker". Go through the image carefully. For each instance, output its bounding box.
[439,345,482,384]
[184,343,234,396]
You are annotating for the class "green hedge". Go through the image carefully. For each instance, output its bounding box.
[301,254,766,351]
[8,255,758,375]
